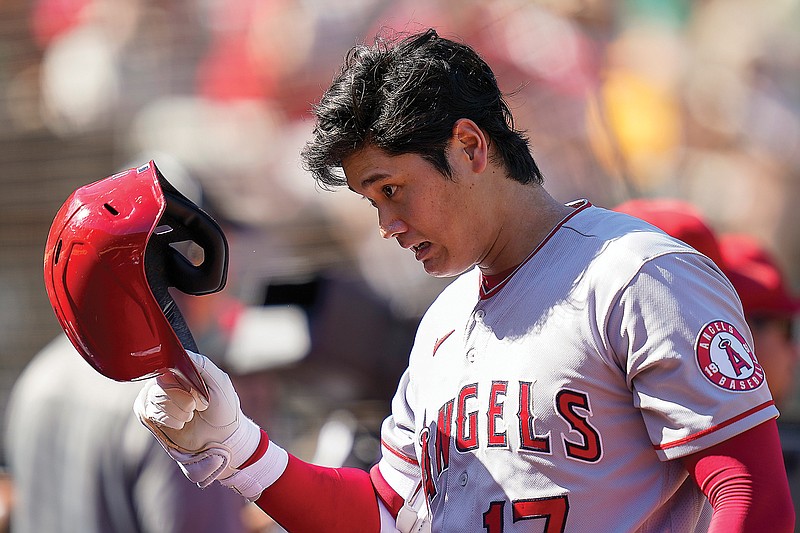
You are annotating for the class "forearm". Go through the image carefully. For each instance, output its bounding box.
[253,454,382,533]
[682,420,795,532]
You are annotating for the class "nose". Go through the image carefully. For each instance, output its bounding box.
[379,215,407,239]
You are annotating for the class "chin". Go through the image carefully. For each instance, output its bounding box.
[422,260,472,278]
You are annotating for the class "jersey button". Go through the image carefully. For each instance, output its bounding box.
[459,471,468,486]
[475,309,486,320]
[466,348,477,363]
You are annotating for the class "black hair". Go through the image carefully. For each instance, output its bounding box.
[301,28,543,188]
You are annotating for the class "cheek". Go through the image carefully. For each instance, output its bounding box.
[411,197,451,237]
[415,189,483,259]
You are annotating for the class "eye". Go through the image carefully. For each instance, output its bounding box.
[382,184,397,198]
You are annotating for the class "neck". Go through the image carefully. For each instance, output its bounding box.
[477,185,573,276]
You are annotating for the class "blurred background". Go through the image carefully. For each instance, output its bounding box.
[1,0,800,531]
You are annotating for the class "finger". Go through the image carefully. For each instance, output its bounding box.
[134,380,184,430]
[184,350,239,428]
[191,386,210,412]
[186,350,235,407]
[145,377,198,429]
[184,351,217,408]
[165,366,209,412]
[185,349,206,369]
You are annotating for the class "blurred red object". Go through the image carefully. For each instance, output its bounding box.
[720,234,800,318]
[30,0,91,48]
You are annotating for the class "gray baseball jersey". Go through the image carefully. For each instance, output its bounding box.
[375,201,777,533]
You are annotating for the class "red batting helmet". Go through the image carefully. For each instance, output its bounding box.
[43,161,228,399]
[720,233,800,318]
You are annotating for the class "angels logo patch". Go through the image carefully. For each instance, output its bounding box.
[696,320,764,391]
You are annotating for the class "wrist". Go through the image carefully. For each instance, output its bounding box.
[219,431,289,501]
[238,428,270,469]
[219,415,262,479]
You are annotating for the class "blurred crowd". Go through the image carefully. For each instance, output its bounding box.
[2,0,800,309]
[4,0,800,268]
[1,0,800,531]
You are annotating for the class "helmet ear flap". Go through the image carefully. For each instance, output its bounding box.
[150,163,228,296]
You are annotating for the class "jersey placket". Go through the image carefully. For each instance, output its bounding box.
[458,309,494,446]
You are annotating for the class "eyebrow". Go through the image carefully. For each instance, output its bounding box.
[349,173,390,192]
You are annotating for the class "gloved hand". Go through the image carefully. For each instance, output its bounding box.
[134,350,287,497]
[139,215,287,499]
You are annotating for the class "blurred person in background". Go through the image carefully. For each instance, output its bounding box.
[613,198,727,270]
[0,469,10,533]
[4,333,250,533]
[718,234,800,409]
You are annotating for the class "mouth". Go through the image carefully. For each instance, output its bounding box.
[411,241,431,260]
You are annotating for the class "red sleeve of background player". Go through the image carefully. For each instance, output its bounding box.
[680,419,795,532]
[253,454,382,533]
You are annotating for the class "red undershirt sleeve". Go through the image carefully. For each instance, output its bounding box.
[370,463,407,517]
[680,419,795,533]
[253,454,382,533]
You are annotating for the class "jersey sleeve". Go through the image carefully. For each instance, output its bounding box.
[373,368,424,508]
[607,251,778,460]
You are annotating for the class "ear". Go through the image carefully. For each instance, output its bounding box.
[451,118,488,174]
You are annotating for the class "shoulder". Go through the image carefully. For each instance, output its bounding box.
[541,204,734,320]
[567,204,687,253]
[565,204,724,276]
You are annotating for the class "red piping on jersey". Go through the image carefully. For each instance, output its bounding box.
[479,200,592,300]
[654,400,776,450]
[381,438,419,466]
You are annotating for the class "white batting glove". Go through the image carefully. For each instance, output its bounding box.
[134,350,288,499]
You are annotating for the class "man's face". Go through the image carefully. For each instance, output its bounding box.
[342,144,492,278]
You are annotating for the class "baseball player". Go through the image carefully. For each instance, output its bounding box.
[129,29,794,532]
[718,233,800,408]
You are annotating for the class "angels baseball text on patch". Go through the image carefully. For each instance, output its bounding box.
[696,320,764,391]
